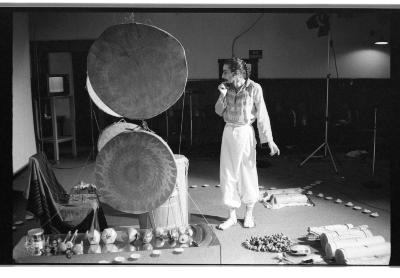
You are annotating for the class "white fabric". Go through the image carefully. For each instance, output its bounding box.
[220,123,259,208]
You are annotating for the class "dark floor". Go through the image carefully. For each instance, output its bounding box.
[12,143,391,264]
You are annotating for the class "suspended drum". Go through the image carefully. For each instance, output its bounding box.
[97,121,141,152]
[87,23,188,120]
[86,76,122,118]
[148,154,189,229]
[94,130,177,214]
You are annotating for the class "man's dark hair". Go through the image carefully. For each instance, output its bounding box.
[225,57,249,80]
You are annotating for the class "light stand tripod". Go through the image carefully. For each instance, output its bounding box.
[299,31,339,174]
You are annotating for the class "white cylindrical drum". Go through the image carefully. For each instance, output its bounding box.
[149,154,189,229]
[325,235,385,259]
[335,242,391,265]
[320,227,373,250]
[97,121,141,151]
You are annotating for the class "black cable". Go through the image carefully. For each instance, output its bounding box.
[231,13,264,57]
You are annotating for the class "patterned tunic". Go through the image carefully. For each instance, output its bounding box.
[215,79,273,144]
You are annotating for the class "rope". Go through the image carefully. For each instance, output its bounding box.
[178,90,186,155]
[187,191,212,227]
[91,107,101,132]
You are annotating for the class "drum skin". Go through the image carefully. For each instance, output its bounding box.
[97,121,141,152]
[94,131,177,214]
[87,23,188,120]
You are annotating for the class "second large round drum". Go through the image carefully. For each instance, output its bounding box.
[94,130,177,214]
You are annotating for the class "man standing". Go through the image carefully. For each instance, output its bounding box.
[215,58,280,230]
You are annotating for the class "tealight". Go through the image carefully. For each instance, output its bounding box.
[173,247,184,254]
[129,253,141,260]
[151,250,161,256]
[113,256,125,263]
[98,260,110,264]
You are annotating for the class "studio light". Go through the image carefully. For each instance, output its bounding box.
[374,35,389,45]
[306,13,330,37]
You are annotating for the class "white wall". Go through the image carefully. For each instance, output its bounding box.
[13,12,37,173]
[29,11,390,79]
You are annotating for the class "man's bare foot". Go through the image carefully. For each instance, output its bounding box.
[243,216,255,228]
[216,217,237,230]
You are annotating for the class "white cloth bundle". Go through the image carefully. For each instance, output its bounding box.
[320,226,372,249]
[335,242,391,265]
[325,235,385,259]
[262,188,304,201]
[263,193,313,209]
[308,224,354,235]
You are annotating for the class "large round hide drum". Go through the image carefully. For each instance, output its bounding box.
[87,23,188,120]
[150,154,189,229]
[97,121,141,152]
[86,76,122,118]
[94,130,177,214]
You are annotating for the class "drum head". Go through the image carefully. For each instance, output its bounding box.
[95,131,177,214]
[87,23,188,120]
[86,76,122,118]
[97,122,141,152]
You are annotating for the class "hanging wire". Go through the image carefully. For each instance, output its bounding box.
[178,90,186,155]
[231,13,264,57]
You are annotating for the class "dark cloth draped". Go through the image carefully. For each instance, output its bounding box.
[24,153,107,234]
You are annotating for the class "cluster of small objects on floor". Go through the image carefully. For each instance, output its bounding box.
[242,223,390,265]
[258,180,380,217]
[242,180,387,264]
[24,225,195,260]
[243,233,292,253]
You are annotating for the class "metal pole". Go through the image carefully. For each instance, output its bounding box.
[372,108,377,175]
[299,29,338,174]
[190,92,193,146]
[324,32,331,157]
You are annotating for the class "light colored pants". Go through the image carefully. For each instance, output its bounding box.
[220,123,259,208]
